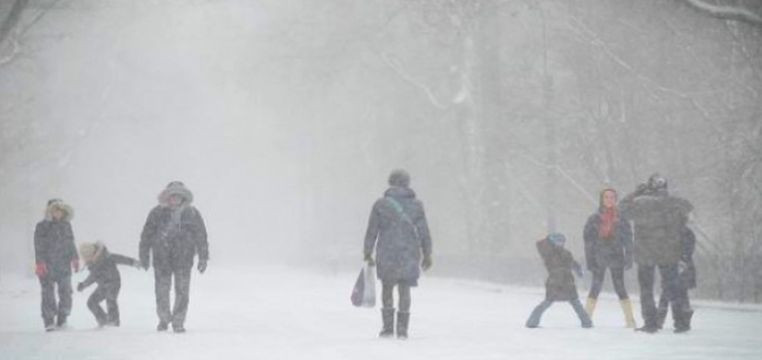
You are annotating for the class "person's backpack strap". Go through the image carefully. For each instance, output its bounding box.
[385,197,419,238]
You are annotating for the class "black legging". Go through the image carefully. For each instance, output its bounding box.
[381,281,411,312]
[587,267,629,300]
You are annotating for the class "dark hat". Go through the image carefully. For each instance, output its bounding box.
[388,169,411,188]
[647,173,668,191]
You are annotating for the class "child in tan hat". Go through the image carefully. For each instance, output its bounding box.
[77,241,141,327]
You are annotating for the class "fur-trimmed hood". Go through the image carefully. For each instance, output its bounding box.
[158,181,194,207]
[45,199,74,222]
[79,241,107,265]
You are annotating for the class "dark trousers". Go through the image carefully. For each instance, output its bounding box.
[39,275,73,325]
[88,283,121,325]
[381,281,411,312]
[154,266,192,326]
[588,267,629,300]
[657,279,692,327]
[526,298,592,327]
[638,264,689,327]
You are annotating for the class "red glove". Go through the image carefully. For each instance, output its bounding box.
[72,259,80,273]
[35,262,48,278]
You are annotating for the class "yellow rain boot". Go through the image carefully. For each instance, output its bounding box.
[620,299,637,328]
[585,297,597,319]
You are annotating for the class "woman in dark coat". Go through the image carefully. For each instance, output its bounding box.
[583,188,636,327]
[364,169,432,339]
[525,233,592,328]
[34,199,79,331]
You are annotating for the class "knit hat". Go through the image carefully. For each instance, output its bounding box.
[647,173,668,192]
[388,169,411,188]
[547,233,566,247]
[158,181,194,207]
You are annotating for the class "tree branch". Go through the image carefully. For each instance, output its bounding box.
[683,0,762,27]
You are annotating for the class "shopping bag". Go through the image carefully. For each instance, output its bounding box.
[350,263,376,307]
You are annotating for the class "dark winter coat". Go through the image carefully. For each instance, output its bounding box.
[537,238,582,301]
[34,219,78,278]
[81,246,139,289]
[140,205,208,270]
[583,211,633,270]
[680,227,697,289]
[620,191,693,266]
[364,187,432,285]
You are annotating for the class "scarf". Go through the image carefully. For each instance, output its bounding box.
[598,207,618,240]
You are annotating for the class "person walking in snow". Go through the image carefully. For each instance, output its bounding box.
[34,199,80,331]
[655,226,696,332]
[620,174,693,333]
[526,233,593,329]
[364,169,433,340]
[583,188,637,328]
[77,241,142,327]
[140,181,209,333]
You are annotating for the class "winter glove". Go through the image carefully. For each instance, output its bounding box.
[140,259,150,271]
[364,253,375,266]
[72,259,80,273]
[197,259,207,274]
[35,262,48,278]
[421,254,433,271]
[76,282,85,292]
[132,260,143,269]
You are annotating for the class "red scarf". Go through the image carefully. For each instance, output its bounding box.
[598,207,618,239]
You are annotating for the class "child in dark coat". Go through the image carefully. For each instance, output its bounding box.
[526,233,592,328]
[77,242,141,327]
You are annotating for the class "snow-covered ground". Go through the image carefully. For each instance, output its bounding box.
[1,266,761,360]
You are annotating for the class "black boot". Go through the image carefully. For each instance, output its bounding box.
[379,308,395,338]
[655,308,668,330]
[396,311,410,340]
[44,318,56,332]
[674,309,693,334]
[636,316,659,333]
[56,315,68,329]
[157,320,169,332]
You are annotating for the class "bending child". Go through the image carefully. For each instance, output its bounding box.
[78,242,141,327]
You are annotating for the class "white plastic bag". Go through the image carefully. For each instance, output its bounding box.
[350,263,376,308]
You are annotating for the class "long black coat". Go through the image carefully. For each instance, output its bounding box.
[81,247,138,289]
[537,239,581,301]
[34,220,78,278]
[583,212,633,270]
[364,187,432,284]
[140,205,208,270]
[620,192,693,266]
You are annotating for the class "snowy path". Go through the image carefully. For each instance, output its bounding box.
[1,266,761,360]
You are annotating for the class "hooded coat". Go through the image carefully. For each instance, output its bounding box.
[34,201,78,278]
[537,238,582,301]
[364,187,432,285]
[620,190,693,266]
[140,183,208,270]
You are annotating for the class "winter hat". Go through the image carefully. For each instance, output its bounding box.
[547,233,566,247]
[388,169,411,188]
[79,241,104,264]
[647,173,668,192]
[158,181,194,207]
[45,199,74,221]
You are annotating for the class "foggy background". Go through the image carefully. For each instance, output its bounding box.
[1,0,761,302]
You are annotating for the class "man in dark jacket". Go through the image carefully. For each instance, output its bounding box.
[656,226,696,332]
[620,174,693,333]
[526,233,592,329]
[364,169,432,339]
[34,199,79,331]
[140,181,209,333]
[77,242,141,327]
